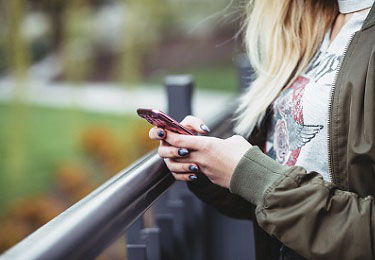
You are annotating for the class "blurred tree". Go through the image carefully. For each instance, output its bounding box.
[5,0,30,188]
[116,0,170,84]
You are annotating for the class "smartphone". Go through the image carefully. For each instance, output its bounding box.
[137,108,194,135]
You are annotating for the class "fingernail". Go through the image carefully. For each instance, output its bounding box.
[157,129,165,138]
[178,148,189,157]
[189,175,197,180]
[189,165,199,172]
[200,124,211,133]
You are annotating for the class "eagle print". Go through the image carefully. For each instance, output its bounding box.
[266,76,324,166]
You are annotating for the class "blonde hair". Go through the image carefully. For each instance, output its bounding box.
[234,0,338,137]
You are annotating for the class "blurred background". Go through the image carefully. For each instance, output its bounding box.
[0,0,245,257]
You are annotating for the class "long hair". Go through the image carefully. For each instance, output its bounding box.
[234,0,338,137]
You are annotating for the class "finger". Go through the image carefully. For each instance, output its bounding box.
[149,127,166,140]
[165,159,199,173]
[158,145,190,159]
[164,158,198,173]
[173,156,195,164]
[160,140,170,147]
[172,151,199,163]
[164,130,209,150]
[180,115,210,134]
[171,172,197,181]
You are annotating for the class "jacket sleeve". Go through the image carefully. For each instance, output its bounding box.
[187,173,255,220]
[230,146,375,260]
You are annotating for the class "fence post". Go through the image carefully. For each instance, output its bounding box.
[140,228,161,260]
[127,75,197,260]
[127,245,148,260]
[165,75,193,121]
[127,212,161,260]
[164,74,194,204]
[155,214,175,260]
[157,75,207,260]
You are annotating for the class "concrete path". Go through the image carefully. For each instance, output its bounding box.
[0,55,237,121]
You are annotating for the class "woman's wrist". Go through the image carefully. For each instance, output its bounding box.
[229,146,290,206]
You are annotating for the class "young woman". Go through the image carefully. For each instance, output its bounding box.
[149,0,375,259]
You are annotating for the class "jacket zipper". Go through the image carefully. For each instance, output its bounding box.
[327,32,356,183]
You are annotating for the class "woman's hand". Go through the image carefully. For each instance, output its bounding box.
[149,116,252,188]
[149,115,211,182]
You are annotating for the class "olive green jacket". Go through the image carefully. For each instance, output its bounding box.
[189,4,375,260]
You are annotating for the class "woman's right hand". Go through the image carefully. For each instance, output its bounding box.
[148,115,210,181]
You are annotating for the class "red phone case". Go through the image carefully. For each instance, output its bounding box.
[137,108,194,135]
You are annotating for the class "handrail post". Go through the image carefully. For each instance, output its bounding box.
[164,74,194,203]
[162,75,208,260]
[165,75,193,121]
[126,75,196,260]
[127,245,148,260]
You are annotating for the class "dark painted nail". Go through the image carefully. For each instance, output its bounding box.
[189,165,199,172]
[157,129,165,138]
[178,148,189,157]
[200,124,211,133]
[189,175,197,180]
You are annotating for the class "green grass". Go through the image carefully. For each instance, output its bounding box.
[147,61,238,92]
[0,102,146,214]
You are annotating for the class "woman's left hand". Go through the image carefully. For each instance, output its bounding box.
[156,130,252,188]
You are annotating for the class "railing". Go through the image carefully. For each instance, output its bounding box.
[0,54,254,260]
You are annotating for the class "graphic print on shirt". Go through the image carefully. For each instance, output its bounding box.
[266,76,324,166]
[265,10,368,178]
[305,51,343,83]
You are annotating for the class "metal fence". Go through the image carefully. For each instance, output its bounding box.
[1,54,255,260]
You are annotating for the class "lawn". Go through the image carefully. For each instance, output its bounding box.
[147,61,238,93]
[175,63,237,92]
[0,102,152,215]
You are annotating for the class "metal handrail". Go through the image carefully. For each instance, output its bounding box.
[1,105,236,260]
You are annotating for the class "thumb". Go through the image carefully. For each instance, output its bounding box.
[180,115,211,135]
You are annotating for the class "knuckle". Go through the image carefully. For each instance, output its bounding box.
[235,135,244,141]
[168,163,177,172]
[157,146,163,157]
[171,172,187,181]
[231,135,244,142]
[172,137,183,147]
[199,161,207,169]
[202,139,212,152]
[184,115,194,121]
[180,115,192,125]
[160,140,169,147]
[196,158,206,168]
[164,158,171,166]
[182,115,200,126]
[161,147,174,158]
[167,161,183,172]
[171,172,180,179]
[177,176,186,181]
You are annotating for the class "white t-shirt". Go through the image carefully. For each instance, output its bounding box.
[265,9,370,182]
[338,0,374,13]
